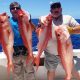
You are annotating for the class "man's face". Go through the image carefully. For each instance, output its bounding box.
[10,6,21,18]
[50,3,62,18]
[51,7,62,18]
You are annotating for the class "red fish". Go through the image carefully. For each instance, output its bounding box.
[34,14,53,70]
[16,9,35,63]
[0,13,14,76]
[55,25,73,80]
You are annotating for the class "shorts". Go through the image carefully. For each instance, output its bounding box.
[73,56,80,72]
[44,51,61,71]
[13,56,35,80]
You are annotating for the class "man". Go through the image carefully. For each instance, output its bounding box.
[9,2,35,80]
[35,1,80,80]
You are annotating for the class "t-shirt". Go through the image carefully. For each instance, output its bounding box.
[9,17,23,46]
[45,15,79,55]
[9,11,30,46]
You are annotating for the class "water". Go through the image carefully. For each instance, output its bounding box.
[0,19,80,51]
[71,19,80,49]
[31,18,80,49]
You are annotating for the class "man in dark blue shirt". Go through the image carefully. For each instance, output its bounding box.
[9,2,35,80]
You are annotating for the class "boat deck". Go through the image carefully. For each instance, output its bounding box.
[0,49,80,80]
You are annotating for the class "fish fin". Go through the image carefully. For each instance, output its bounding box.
[34,57,40,71]
[7,62,14,79]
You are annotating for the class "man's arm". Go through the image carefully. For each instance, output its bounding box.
[29,14,36,31]
[30,21,36,31]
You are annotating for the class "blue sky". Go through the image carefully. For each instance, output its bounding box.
[0,0,80,19]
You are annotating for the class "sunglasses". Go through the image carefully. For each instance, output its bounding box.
[51,3,61,9]
[10,7,21,10]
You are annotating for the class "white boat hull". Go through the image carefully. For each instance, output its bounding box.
[0,49,80,80]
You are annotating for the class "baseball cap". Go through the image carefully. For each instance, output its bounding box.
[50,1,61,9]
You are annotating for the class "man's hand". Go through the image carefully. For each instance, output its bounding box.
[67,26,74,34]
[67,25,80,34]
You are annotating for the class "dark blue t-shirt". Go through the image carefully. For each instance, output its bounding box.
[9,17,24,46]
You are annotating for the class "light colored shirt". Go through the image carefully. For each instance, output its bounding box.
[45,15,79,55]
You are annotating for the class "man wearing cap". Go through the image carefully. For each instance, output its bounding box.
[37,1,80,80]
[9,2,35,80]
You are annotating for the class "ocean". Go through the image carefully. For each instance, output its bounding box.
[0,19,80,51]
[31,19,80,50]
[70,19,80,49]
